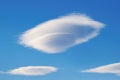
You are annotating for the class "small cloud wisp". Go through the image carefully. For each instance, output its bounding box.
[82,62,120,76]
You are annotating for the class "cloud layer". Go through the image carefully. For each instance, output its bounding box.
[82,62,120,76]
[0,66,57,76]
[19,13,105,53]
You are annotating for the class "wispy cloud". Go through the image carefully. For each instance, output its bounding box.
[19,13,105,54]
[0,66,58,76]
[82,62,120,76]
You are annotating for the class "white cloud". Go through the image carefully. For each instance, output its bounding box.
[1,66,58,76]
[82,62,120,76]
[19,13,105,53]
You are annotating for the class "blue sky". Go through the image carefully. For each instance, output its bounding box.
[0,0,120,80]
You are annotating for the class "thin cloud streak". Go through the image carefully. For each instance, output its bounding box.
[0,66,58,76]
[82,62,120,76]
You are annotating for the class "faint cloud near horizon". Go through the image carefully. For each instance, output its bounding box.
[19,13,105,54]
[82,62,120,76]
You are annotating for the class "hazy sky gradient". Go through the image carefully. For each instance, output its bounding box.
[0,0,120,80]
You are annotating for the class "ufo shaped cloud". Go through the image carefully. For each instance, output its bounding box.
[19,13,105,54]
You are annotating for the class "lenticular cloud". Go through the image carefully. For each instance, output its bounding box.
[82,62,120,76]
[19,13,105,53]
[0,66,57,76]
